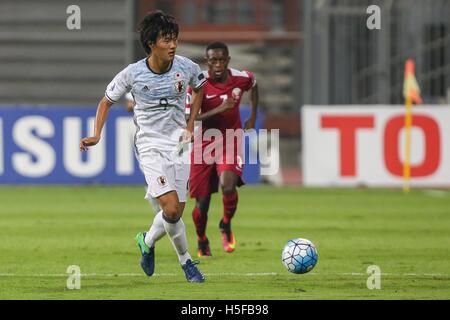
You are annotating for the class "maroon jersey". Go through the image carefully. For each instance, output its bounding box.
[188,68,254,198]
[186,68,256,133]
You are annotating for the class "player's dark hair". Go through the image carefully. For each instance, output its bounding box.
[206,41,229,57]
[138,10,179,55]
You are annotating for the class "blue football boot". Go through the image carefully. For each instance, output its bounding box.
[135,232,155,277]
[182,259,205,283]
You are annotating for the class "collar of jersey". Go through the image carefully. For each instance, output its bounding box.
[146,58,174,75]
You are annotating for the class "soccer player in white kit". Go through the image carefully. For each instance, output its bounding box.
[79,11,205,283]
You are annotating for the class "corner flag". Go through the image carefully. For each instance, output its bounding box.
[403,59,423,104]
[402,59,423,193]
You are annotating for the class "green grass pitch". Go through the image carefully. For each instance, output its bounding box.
[0,186,449,300]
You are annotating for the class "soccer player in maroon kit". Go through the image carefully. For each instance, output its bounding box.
[188,42,259,257]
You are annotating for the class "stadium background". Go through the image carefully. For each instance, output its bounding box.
[1,0,450,300]
[1,0,449,186]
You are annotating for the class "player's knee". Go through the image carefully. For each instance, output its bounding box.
[196,198,210,214]
[162,203,181,220]
[221,184,236,196]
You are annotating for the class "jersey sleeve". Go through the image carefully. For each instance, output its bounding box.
[125,92,134,102]
[242,70,256,91]
[189,62,207,91]
[105,65,132,103]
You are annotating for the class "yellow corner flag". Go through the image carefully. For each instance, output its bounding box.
[402,59,423,193]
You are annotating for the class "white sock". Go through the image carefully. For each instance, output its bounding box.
[148,197,161,214]
[144,211,166,248]
[162,215,192,265]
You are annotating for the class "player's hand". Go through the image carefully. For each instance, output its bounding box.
[80,136,100,151]
[244,118,256,131]
[182,127,194,143]
[177,129,193,156]
[218,98,236,113]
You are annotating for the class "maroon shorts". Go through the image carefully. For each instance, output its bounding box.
[189,137,245,198]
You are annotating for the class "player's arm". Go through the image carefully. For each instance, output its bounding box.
[125,92,135,113]
[80,65,130,151]
[195,97,236,121]
[177,87,203,155]
[186,86,204,135]
[79,97,113,151]
[245,83,259,130]
[185,63,207,140]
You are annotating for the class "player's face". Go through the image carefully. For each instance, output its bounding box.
[206,49,230,81]
[150,33,178,62]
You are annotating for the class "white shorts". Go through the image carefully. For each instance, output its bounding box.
[138,149,190,203]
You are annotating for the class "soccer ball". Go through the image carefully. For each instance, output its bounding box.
[281,238,318,274]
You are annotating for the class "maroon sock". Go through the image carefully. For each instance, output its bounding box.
[222,192,238,225]
[192,207,208,241]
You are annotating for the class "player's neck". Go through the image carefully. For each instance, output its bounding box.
[219,73,228,84]
[213,70,229,84]
[147,56,173,74]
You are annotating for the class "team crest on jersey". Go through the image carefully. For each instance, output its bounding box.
[157,176,168,187]
[174,80,185,94]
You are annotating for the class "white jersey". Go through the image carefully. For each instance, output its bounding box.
[105,55,206,154]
